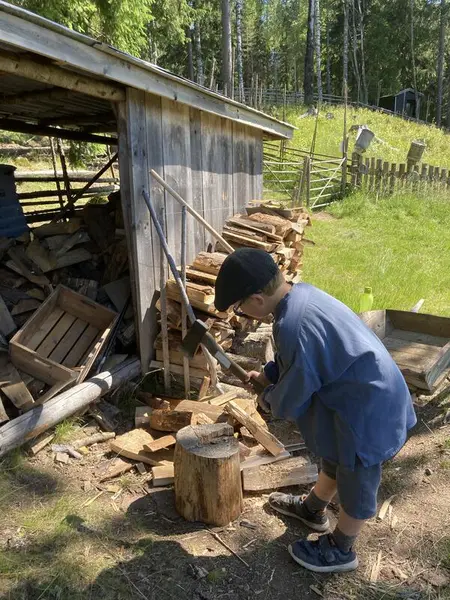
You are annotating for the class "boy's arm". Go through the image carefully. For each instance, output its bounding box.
[261,348,322,420]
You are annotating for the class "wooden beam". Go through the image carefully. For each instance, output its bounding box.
[0,118,117,144]
[0,86,73,106]
[0,358,140,457]
[0,51,124,102]
[39,112,116,128]
[0,10,292,139]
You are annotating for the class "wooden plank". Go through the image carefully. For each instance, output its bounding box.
[189,107,206,251]
[0,293,16,337]
[249,132,264,202]
[110,428,173,466]
[11,299,41,316]
[184,267,217,285]
[388,310,450,338]
[390,329,449,347]
[25,307,64,350]
[51,248,92,270]
[48,318,88,364]
[61,324,99,367]
[242,457,318,491]
[98,458,134,482]
[202,111,234,247]
[36,313,77,358]
[149,360,208,381]
[232,121,252,212]
[0,397,9,424]
[144,434,176,452]
[0,357,35,411]
[124,88,153,374]
[161,98,194,266]
[224,401,285,456]
[33,218,83,238]
[58,286,116,330]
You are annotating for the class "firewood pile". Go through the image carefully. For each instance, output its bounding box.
[0,193,135,423]
[153,202,312,391]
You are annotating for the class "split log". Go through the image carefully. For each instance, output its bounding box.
[0,358,140,457]
[192,251,227,275]
[110,428,174,466]
[144,434,176,452]
[149,409,195,432]
[152,464,175,486]
[242,457,318,491]
[0,294,16,337]
[174,423,243,525]
[245,212,292,236]
[225,401,285,456]
[231,329,274,363]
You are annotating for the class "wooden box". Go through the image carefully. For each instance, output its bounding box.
[10,285,118,399]
[360,310,450,391]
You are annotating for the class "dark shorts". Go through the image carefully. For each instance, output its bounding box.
[321,458,382,520]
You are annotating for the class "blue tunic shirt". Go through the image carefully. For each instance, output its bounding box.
[263,283,417,468]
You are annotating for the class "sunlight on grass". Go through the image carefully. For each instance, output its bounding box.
[53,417,82,443]
[303,190,450,316]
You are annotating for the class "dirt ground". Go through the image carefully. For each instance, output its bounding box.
[1,387,449,600]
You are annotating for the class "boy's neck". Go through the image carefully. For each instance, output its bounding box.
[269,281,293,314]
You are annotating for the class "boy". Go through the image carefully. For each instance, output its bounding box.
[214,248,416,573]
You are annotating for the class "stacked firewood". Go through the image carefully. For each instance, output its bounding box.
[153,203,311,390]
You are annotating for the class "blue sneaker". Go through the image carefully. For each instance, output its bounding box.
[288,534,358,573]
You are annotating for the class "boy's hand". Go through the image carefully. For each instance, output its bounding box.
[247,371,271,413]
[247,370,270,388]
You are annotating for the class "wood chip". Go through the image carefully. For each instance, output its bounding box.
[29,433,55,455]
[378,495,396,520]
[369,550,382,583]
[55,452,70,464]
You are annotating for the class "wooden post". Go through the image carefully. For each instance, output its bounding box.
[364,157,370,189]
[398,163,406,189]
[369,157,376,192]
[420,164,428,193]
[174,423,243,526]
[159,207,171,395]
[440,168,447,191]
[0,358,140,457]
[180,206,190,397]
[305,156,311,207]
[382,161,389,195]
[351,152,360,188]
[56,138,72,213]
[49,138,65,215]
[389,163,397,194]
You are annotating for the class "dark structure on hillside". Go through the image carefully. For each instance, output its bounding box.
[379,88,423,118]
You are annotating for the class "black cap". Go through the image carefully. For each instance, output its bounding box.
[214,248,279,311]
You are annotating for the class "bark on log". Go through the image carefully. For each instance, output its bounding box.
[149,409,195,432]
[0,358,140,457]
[231,330,274,363]
[174,423,243,525]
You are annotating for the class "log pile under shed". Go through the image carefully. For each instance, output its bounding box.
[153,202,312,391]
[0,192,136,421]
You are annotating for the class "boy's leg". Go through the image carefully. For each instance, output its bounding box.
[268,459,337,532]
[288,460,382,573]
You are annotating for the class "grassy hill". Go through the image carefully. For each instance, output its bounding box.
[279,105,450,167]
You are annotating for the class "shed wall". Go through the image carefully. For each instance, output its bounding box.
[118,88,263,372]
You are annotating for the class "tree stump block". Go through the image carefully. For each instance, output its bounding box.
[174,423,243,526]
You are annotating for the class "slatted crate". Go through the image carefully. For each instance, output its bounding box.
[10,285,118,401]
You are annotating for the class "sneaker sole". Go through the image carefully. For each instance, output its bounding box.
[268,502,330,532]
[288,544,359,573]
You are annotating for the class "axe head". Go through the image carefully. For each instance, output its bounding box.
[181,319,209,358]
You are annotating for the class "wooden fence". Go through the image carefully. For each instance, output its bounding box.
[263,141,345,207]
[349,152,450,196]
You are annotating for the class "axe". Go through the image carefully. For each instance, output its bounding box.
[142,189,266,395]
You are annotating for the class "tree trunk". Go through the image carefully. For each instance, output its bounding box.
[357,0,368,104]
[235,0,245,103]
[326,12,332,97]
[194,21,204,86]
[221,0,233,96]
[350,0,361,103]
[304,0,315,105]
[437,0,447,126]
[174,423,242,525]
[343,0,349,98]
[314,0,323,102]
[410,0,420,120]
[187,26,194,81]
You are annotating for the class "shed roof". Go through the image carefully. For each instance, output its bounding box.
[0,1,294,140]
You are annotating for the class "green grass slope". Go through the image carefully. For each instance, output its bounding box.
[280,105,450,167]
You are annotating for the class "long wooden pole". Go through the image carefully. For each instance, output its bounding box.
[180,205,191,397]
[159,206,171,395]
[0,358,140,457]
[150,170,234,253]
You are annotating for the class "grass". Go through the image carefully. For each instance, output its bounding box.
[279,104,450,167]
[303,189,450,316]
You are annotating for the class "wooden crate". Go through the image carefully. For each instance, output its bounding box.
[10,285,118,400]
[360,310,450,391]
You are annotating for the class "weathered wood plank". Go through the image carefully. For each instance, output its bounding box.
[232,121,251,214]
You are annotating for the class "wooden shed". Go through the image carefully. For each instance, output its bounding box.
[0,1,294,372]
